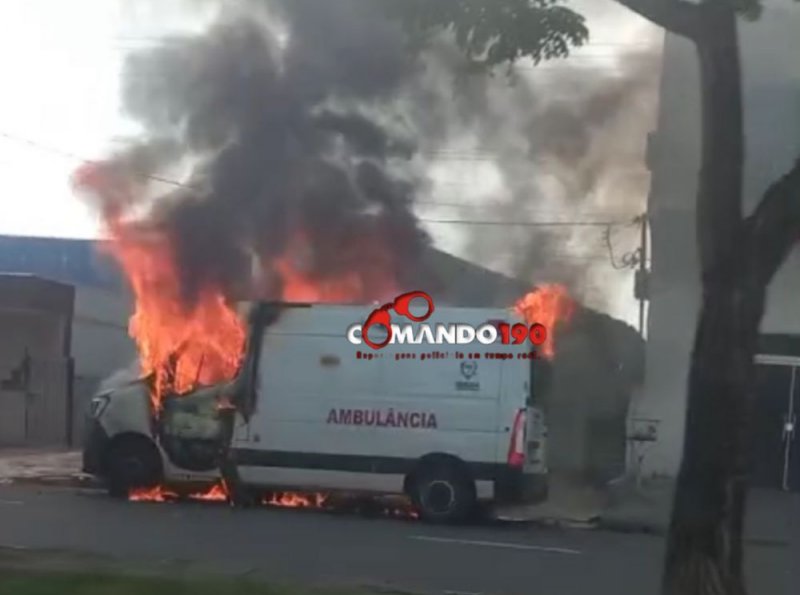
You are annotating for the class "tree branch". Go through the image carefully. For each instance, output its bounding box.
[614,0,701,39]
[743,158,800,285]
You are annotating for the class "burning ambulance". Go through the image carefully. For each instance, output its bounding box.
[83,300,550,524]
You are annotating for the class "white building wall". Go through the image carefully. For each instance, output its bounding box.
[638,0,800,476]
[71,286,136,382]
[70,286,136,441]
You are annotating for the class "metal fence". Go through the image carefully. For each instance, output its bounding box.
[0,357,72,447]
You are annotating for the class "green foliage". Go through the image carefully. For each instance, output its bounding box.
[377,0,588,68]
[736,0,800,21]
[733,0,763,20]
[0,570,363,595]
[379,0,800,71]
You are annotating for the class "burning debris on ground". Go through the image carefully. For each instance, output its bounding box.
[128,482,420,520]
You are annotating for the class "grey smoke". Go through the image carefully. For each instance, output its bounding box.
[390,32,660,310]
[94,0,431,306]
[89,0,657,312]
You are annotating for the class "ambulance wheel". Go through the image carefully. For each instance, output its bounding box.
[105,436,163,498]
[411,464,476,524]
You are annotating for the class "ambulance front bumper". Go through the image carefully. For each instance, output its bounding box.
[82,419,110,476]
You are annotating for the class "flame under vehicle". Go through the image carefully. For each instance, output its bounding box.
[82,302,549,523]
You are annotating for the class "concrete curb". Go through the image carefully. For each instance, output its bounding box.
[544,516,600,529]
[4,475,667,538]
[595,516,666,535]
[4,475,104,491]
[525,518,600,531]
[493,512,601,530]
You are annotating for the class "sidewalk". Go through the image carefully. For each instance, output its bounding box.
[598,476,798,545]
[496,472,799,545]
[494,473,607,528]
[0,448,93,487]
[597,475,673,533]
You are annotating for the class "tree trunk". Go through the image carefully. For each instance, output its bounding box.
[660,158,800,595]
[661,3,751,594]
[661,275,765,595]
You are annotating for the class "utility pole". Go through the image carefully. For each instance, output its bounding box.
[635,213,648,337]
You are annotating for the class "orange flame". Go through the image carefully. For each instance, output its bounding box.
[190,482,230,501]
[276,258,368,303]
[514,283,575,359]
[129,482,229,503]
[103,221,245,412]
[128,483,329,508]
[75,162,399,415]
[72,162,246,412]
[128,485,179,502]
[270,229,400,304]
[264,492,329,508]
[129,484,419,520]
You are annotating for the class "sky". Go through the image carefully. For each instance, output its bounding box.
[0,0,658,324]
[0,0,218,239]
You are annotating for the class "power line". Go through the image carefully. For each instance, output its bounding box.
[0,130,603,169]
[0,131,190,189]
[0,130,639,230]
[106,47,650,65]
[512,254,621,263]
[109,34,655,47]
[0,131,544,181]
[110,35,654,46]
[0,132,642,180]
[416,201,643,225]
[420,217,628,228]
[604,223,642,270]
[415,199,638,218]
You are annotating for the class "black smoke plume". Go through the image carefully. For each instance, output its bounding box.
[80,0,431,306]
[79,0,658,314]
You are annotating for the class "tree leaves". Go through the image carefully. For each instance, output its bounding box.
[727,0,763,21]
[376,0,588,68]
[379,0,800,70]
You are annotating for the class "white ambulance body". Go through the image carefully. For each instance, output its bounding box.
[83,302,549,523]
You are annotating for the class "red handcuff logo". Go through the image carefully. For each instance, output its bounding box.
[361,291,435,350]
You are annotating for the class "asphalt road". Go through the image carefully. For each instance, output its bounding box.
[0,485,793,595]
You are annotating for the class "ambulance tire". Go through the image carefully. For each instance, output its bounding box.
[105,436,163,498]
[411,462,476,524]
